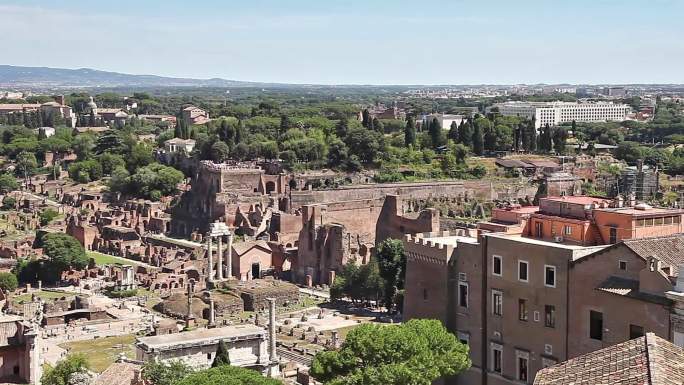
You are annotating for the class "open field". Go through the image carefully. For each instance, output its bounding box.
[87,251,144,267]
[58,334,136,373]
[14,290,76,303]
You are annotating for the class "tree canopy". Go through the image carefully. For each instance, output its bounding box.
[174,365,281,385]
[42,233,88,270]
[41,353,90,385]
[310,319,470,385]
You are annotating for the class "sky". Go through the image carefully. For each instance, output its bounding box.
[1,0,683,85]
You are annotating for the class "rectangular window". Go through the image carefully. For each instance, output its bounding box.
[518,260,529,282]
[518,356,529,382]
[457,331,470,346]
[492,345,502,374]
[590,310,603,340]
[609,227,617,244]
[492,290,503,316]
[619,260,627,270]
[563,225,572,235]
[518,299,528,321]
[545,305,556,328]
[545,265,556,287]
[655,217,664,226]
[535,222,543,238]
[665,216,673,225]
[493,255,502,276]
[630,324,644,339]
[458,283,468,308]
[423,288,428,300]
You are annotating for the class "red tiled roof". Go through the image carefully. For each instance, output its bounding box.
[534,333,684,385]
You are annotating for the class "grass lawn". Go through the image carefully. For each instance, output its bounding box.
[59,334,136,373]
[87,251,143,267]
[14,290,75,303]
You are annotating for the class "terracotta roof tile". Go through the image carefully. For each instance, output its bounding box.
[534,333,684,385]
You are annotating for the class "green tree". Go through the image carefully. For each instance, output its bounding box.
[331,258,383,304]
[72,134,96,160]
[39,208,59,226]
[68,159,103,183]
[447,121,459,142]
[41,353,90,385]
[0,272,18,292]
[93,131,126,155]
[361,109,371,128]
[310,319,470,385]
[472,123,484,155]
[459,119,473,148]
[2,196,16,210]
[175,365,281,385]
[126,142,154,172]
[0,174,18,194]
[212,340,231,367]
[98,153,125,175]
[327,139,349,168]
[15,151,37,179]
[553,126,568,154]
[345,128,382,164]
[375,239,406,311]
[428,118,443,148]
[614,141,644,164]
[210,141,231,163]
[142,360,192,385]
[404,117,416,147]
[43,233,88,270]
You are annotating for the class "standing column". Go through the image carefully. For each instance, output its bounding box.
[267,297,277,362]
[217,235,224,281]
[226,232,233,280]
[207,235,214,283]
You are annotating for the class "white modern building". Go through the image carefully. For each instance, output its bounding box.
[491,101,632,129]
[421,113,467,129]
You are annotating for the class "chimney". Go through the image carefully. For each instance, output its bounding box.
[54,95,65,105]
[267,297,277,362]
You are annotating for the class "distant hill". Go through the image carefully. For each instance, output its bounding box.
[0,65,265,88]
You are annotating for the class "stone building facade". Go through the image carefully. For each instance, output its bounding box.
[403,229,684,385]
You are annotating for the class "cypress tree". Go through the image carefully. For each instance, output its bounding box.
[448,121,459,142]
[528,119,537,152]
[404,117,416,147]
[372,117,382,133]
[459,119,473,148]
[472,124,484,155]
[429,118,442,148]
[212,340,231,367]
[361,109,371,128]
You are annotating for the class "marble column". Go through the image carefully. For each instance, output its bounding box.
[217,235,224,281]
[207,235,214,283]
[267,297,277,362]
[227,232,233,279]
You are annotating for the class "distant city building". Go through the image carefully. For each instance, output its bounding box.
[139,114,177,128]
[491,101,632,129]
[182,106,210,125]
[422,113,466,129]
[603,86,626,97]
